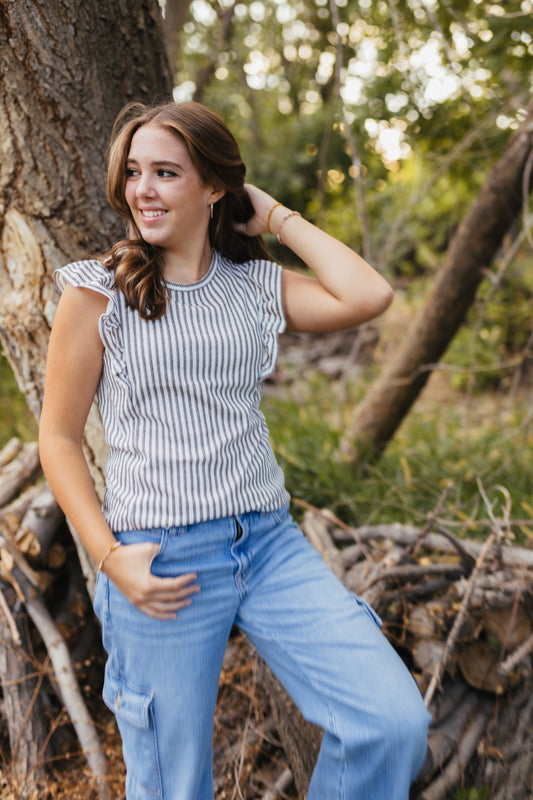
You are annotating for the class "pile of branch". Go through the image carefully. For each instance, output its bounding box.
[267,495,533,800]
[0,438,108,800]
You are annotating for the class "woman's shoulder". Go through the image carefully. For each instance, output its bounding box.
[218,252,281,280]
[216,253,285,330]
[53,258,115,299]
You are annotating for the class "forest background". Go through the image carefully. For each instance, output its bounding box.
[1,0,533,798]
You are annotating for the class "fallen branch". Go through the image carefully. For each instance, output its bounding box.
[426,686,480,774]
[500,630,533,675]
[0,580,47,799]
[424,532,496,708]
[403,482,454,561]
[362,561,467,590]
[12,566,109,800]
[342,522,533,568]
[0,442,41,507]
[420,697,493,800]
[0,437,22,467]
[261,767,293,800]
[0,583,21,644]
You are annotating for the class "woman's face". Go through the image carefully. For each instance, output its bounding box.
[124,123,218,254]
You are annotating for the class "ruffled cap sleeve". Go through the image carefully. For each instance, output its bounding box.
[53,259,124,371]
[53,259,115,302]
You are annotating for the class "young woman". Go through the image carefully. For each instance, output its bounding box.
[39,100,429,800]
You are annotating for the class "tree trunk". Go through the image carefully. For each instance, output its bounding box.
[0,0,173,591]
[161,0,192,66]
[346,100,533,461]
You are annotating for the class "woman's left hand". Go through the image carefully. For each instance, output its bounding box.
[234,183,282,237]
[234,182,394,335]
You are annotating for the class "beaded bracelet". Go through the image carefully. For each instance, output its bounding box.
[277,211,301,244]
[266,202,282,234]
[97,541,122,573]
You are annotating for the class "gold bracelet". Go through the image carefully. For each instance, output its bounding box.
[277,211,301,244]
[266,202,282,234]
[97,541,122,573]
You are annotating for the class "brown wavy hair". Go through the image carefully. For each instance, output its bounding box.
[104,100,270,319]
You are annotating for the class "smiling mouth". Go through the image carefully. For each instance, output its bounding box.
[141,210,167,218]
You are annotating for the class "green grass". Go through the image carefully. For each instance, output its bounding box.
[0,350,38,448]
[262,371,533,543]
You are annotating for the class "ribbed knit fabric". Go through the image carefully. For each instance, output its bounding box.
[54,250,290,531]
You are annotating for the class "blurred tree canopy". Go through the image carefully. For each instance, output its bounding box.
[170,0,533,277]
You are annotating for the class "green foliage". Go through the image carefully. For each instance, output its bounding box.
[444,261,533,392]
[262,370,533,541]
[455,786,490,800]
[174,0,533,276]
[0,351,38,448]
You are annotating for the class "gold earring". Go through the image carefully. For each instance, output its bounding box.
[210,203,214,219]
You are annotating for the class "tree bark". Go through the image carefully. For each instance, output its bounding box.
[161,0,192,67]
[346,100,533,461]
[0,0,173,590]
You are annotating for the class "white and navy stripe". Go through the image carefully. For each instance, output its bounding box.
[54,251,290,531]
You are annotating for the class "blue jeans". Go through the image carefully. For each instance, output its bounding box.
[93,505,429,800]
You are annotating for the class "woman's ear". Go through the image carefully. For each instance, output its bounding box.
[210,187,226,205]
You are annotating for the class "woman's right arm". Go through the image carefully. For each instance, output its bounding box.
[39,284,199,618]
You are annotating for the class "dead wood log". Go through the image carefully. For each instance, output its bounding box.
[416,681,481,786]
[0,484,41,537]
[0,441,41,508]
[16,484,65,568]
[8,564,109,799]
[300,510,346,579]
[0,481,65,571]
[500,630,533,675]
[476,682,533,800]
[0,438,22,467]
[0,463,108,798]
[261,767,294,800]
[260,507,533,799]
[424,531,497,707]
[256,658,322,798]
[420,696,493,800]
[0,580,47,799]
[329,519,533,569]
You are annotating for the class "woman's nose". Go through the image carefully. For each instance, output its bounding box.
[137,173,156,197]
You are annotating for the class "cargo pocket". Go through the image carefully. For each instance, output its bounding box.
[102,667,162,799]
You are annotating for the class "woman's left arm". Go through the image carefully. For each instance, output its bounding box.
[238,184,393,333]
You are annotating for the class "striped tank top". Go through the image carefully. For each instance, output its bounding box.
[54,250,290,531]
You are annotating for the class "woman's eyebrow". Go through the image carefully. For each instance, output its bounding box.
[154,160,182,169]
[126,157,182,169]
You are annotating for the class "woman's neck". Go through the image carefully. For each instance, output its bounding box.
[162,240,213,284]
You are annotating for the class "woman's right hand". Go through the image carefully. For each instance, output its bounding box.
[103,541,200,619]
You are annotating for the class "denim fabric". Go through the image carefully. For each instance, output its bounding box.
[93,505,430,800]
